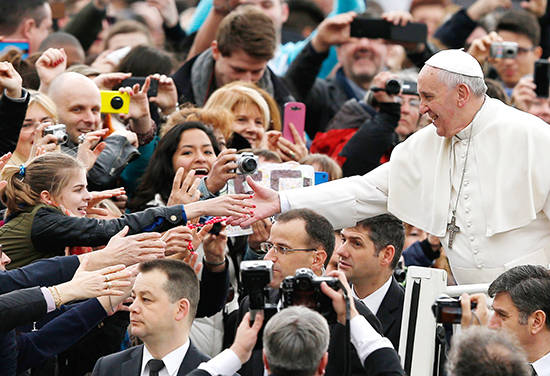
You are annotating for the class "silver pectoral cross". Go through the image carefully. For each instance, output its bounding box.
[447,215,460,250]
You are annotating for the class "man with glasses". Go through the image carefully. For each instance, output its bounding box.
[236,208,384,376]
[261,208,332,289]
[492,10,543,97]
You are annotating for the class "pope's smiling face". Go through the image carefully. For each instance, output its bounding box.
[418,65,463,138]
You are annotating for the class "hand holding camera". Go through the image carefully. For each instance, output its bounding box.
[205,148,238,194]
[320,270,359,325]
[370,71,401,103]
[431,293,489,327]
[282,268,343,324]
[459,292,490,329]
[467,31,503,65]
[116,76,154,134]
[147,73,178,115]
[511,76,537,111]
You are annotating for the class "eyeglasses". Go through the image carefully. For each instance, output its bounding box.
[21,118,54,132]
[516,46,536,58]
[259,242,317,255]
[395,96,420,108]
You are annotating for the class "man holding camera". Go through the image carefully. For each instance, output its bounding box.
[47,71,149,191]
[459,265,550,376]
[187,270,405,376]
[237,208,387,376]
[468,10,543,98]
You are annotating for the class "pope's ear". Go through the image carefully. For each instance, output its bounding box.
[456,83,470,107]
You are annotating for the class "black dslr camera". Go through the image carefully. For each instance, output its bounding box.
[281,268,342,324]
[241,260,278,316]
[431,294,477,324]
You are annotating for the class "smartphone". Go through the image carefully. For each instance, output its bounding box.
[283,102,306,143]
[0,39,30,59]
[100,91,131,114]
[314,171,329,185]
[534,59,550,98]
[350,18,427,44]
[120,77,159,97]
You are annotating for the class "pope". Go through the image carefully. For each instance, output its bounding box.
[231,49,550,284]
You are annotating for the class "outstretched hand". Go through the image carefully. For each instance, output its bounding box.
[226,176,280,227]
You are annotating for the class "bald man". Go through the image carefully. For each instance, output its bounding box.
[48,72,140,190]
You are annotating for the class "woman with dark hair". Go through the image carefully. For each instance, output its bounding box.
[127,121,225,212]
[116,45,174,77]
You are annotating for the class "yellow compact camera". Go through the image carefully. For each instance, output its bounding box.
[100,91,130,114]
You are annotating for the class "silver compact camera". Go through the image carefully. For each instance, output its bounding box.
[490,42,518,59]
[43,124,69,144]
[232,152,259,175]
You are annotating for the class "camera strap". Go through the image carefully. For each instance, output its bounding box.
[341,283,351,376]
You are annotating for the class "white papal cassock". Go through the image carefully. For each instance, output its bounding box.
[281,97,550,284]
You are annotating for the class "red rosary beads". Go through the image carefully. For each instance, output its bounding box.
[186,216,226,252]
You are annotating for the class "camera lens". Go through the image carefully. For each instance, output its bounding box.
[59,133,69,144]
[386,79,401,95]
[241,158,258,173]
[110,96,124,110]
[296,277,311,291]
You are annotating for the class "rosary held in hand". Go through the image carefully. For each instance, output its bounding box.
[185,216,227,252]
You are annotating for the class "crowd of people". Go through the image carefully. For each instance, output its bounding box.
[0,0,550,375]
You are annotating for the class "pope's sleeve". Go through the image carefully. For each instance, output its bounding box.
[284,163,389,229]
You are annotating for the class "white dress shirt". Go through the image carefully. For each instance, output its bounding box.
[140,340,190,376]
[352,276,392,315]
[532,350,550,376]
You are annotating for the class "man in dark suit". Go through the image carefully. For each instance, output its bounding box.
[184,271,405,376]
[191,270,405,376]
[335,213,405,350]
[237,208,385,376]
[92,259,209,376]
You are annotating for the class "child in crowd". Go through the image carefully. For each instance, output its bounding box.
[0,152,254,269]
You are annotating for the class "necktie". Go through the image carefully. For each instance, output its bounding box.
[148,359,165,376]
[529,364,537,376]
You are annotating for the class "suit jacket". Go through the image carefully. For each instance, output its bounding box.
[376,277,405,351]
[0,287,46,333]
[91,341,210,376]
[0,255,79,295]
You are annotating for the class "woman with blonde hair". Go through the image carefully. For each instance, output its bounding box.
[204,81,271,149]
[9,90,60,166]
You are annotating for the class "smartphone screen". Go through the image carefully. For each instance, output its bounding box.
[283,102,306,143]
[349,18,427,44]
[534,59,550,98]
[0,40,30,59]
[120,77,159,98]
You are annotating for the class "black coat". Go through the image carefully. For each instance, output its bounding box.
[91,341,209,376]
[376,277,405,351]
[236,288,384,376]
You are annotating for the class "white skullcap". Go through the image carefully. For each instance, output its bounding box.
[425,49,484,79]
